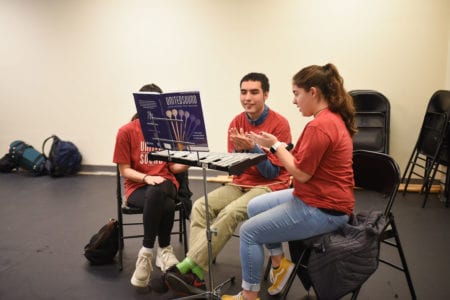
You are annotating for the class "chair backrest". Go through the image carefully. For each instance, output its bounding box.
[425,90,450,165]
[425,90,450,114]
[353,150,400,216]
[350,90,390,154]
[416,111,448,158]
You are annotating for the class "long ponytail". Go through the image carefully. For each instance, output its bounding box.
[293,64,357,136]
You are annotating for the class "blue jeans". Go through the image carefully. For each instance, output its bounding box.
[239,188,349,292]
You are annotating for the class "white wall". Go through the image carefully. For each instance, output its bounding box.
[1,0,449,172]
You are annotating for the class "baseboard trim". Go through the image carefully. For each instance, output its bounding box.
[78,165,443,194]
[399,183,441,193]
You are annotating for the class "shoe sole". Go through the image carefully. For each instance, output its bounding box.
[165,272,206,296]
[267,263,295,296]
[131,277,149,288]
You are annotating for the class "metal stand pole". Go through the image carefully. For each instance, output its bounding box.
[171,164,235,299]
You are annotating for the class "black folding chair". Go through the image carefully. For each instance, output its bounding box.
[271,150,416,299]
[402,90,450,207]
[350,90,390,154]
[116,165,190,271]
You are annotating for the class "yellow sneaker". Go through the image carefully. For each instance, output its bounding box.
[222,292,260,300]
[267,257,295,295]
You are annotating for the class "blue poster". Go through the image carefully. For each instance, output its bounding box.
[133,91,209,152]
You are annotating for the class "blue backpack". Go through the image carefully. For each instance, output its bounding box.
[9,140,47,175]
[42,135,82,177]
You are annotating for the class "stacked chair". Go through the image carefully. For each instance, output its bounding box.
[350,90,390,154]
[402,90,450,207]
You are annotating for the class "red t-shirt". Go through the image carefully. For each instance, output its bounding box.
[113,119,179,199]
[292,109,355,215]
[227,108,292,191]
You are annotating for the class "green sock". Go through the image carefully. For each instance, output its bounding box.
[176,257,196,274]
[191,265,204,280]
[176,257,204,280]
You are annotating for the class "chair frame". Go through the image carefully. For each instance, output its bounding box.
[116,164,188,271]
[270,150,416,300]
[402,111,449,207]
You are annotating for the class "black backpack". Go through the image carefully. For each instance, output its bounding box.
[9,140,47,175]
[0,153,18,173]
[42,135,82,177]
[84,219,119,265]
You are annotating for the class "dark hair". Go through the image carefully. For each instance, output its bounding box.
[240,72,270,93]
[292,64,357,136]
[131,83,163,121]
[139,83,163,93]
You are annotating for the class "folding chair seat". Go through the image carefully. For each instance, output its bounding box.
[115,165,190,271]
[269,150,416,300]
[350,90,390,154]
[402,90,450,207]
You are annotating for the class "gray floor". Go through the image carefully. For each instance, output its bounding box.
[0,171,449,300]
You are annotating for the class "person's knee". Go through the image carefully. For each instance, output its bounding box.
[247,199,258,218]
[239,220,253,242]
[191,198,206,218]
[221,204,247,224]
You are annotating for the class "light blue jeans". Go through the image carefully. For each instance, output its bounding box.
[239,188,349,292]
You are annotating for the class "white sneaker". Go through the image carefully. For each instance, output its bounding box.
[155,245,179,272]
[130,249,153,287]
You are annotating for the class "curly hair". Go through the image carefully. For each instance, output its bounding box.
[292,64,357,136]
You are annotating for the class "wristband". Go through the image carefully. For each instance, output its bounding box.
[142,174,149,183]
[270,142,294,153]
[270,141,282,154]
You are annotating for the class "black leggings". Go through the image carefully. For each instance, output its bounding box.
[127,179,177,248]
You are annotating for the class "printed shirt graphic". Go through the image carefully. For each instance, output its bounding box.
[113,119,178,199]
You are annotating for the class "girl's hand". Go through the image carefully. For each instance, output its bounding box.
[247,131,278,149]
[144,175,166,185]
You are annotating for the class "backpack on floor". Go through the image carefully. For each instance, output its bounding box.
[9,140,47,175]
[84,219,119,265]
[0,153,18,173]
[42,135,82,177]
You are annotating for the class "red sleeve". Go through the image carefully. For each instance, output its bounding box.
[113,126,132,164]
[294,126,331,176]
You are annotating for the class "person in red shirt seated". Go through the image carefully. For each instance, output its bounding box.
[165,72,292,294]
[113,83,189,289]
[223,63,357,300]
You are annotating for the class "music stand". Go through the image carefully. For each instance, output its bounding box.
[165,156,236,300]
[133,91,236,298]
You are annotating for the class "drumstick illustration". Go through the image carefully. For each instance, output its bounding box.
[166,110,178,141]
[171,109,180,141]
[185,114,196,140]
[178,109,185,141]
[186,119,201,140]
[182,111,190,140]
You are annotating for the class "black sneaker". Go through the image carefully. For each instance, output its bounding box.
[150,274,169,294]
[164,266,206,295]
